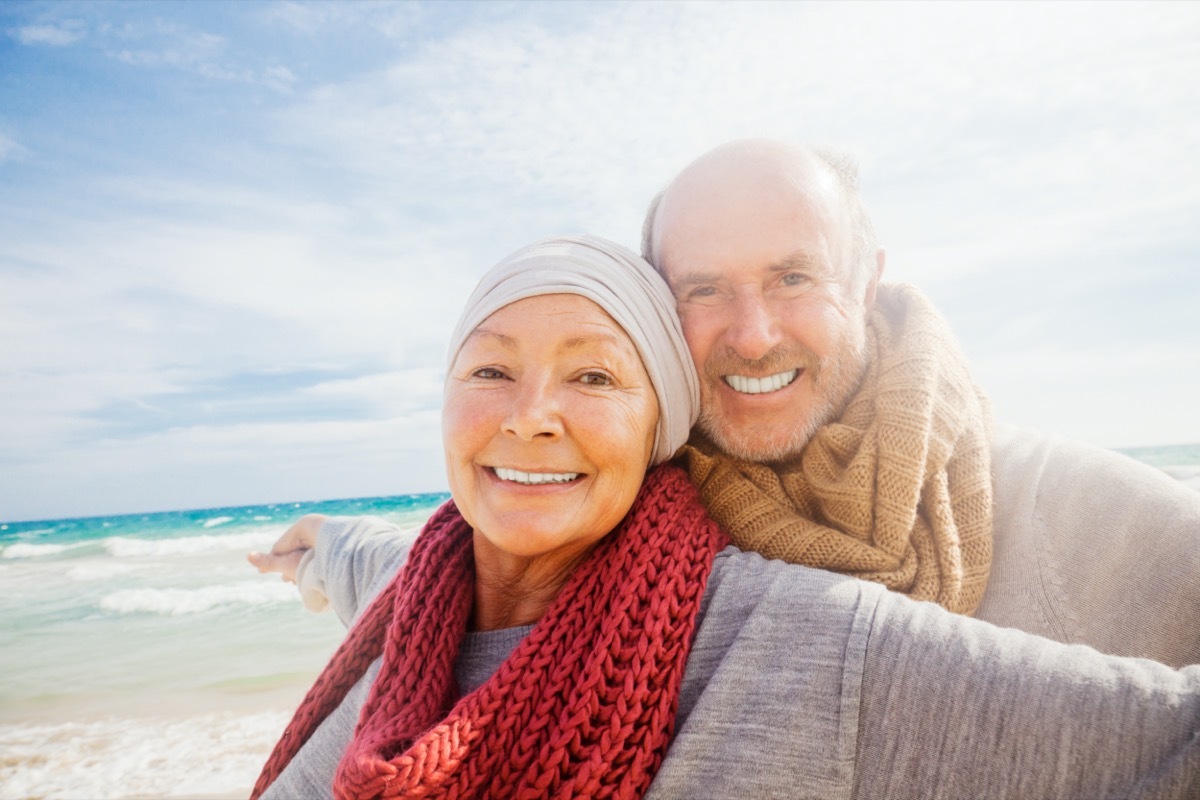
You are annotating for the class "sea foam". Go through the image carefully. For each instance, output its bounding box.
[65,562,143,582]
[1,542,72,560]
[98,581,296,616]
[0,711,287,799]
[103,530,274,559]
[1162,464,1200,491]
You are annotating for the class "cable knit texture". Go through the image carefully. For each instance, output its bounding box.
[252,464,727,800]
[682,283,993,614]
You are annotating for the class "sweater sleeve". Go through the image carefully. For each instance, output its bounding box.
[294,516,418,628]
[853,588,1200,800]
[982,424,1200,667]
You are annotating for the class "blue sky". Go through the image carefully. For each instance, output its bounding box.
[2,1,1198,522]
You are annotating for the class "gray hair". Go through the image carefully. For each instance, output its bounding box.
[640,143,878,297]
[640,188,666,268]
[810,144,879,298]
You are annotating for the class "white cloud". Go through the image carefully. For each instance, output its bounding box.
[13,21,86,47]
[0,172,471,373]
[273,2,1200,248]
[974,341,1200,448]
[300,369,445,416]
[262,64,297,93]
[261,1,426,37]
[2,0,1199,518]
[0,132,30,164]
[0,412,446,520]
[74,14,295,92]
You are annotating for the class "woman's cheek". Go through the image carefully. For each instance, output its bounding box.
[445,390,496,443]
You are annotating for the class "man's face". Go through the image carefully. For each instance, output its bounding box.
[654,165,871,463]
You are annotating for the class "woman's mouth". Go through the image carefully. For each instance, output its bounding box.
[492,467,582,485]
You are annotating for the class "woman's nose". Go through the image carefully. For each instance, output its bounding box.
[725,292,782,361]
[502,378,564,441]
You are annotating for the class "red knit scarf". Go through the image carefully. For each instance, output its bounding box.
[252,464,727,800]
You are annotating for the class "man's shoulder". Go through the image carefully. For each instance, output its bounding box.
[988,423,1199,519]
[981,424,1200,667]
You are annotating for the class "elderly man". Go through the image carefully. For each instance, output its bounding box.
[642,139,1200,667]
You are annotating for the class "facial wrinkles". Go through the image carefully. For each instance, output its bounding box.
[699,314,867,463]
[444,295,660,566]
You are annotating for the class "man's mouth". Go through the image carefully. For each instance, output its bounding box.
[723,369,800,395]
[493,467,581,485]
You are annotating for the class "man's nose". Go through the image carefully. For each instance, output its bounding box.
[725,292,783,361]
[502,377,564,441]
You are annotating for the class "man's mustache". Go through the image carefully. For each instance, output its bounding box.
[703,346,822,382]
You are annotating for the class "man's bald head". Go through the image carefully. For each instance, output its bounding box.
[642,139,879,301]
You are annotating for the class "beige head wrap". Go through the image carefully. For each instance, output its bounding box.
[447,234,698,465]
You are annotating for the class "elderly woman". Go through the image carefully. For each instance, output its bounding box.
[249,235,1199,800]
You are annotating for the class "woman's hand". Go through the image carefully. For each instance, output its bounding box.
[247,513,328,584]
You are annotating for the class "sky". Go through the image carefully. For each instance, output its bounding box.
[1,1,1198,522]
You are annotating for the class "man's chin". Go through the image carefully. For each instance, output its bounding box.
[699,418,814,464]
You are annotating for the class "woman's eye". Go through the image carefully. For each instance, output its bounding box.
[472,367,506,380]
[579,371,612,386]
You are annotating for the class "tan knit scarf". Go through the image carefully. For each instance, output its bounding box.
[681,283,993,614]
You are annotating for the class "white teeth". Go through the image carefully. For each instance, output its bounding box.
[494,467,580,485]
[725,369,799,395]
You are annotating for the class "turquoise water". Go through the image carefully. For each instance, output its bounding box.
[1,445,1196,798]
[1116,442,1200,486]
[0,493,447,799]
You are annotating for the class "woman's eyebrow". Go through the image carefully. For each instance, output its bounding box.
[561,332,625,351]
[466,327,518,350]
[468,328,626,353]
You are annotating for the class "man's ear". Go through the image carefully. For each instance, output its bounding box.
[863,248,886,310]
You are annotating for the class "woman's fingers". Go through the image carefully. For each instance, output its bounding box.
[249,514,326,584]
[271,514,328,555]
[247,549,305,584]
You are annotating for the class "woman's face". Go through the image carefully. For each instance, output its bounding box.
[443,293,659,566]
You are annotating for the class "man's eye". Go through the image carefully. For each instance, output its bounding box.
[685,285,723,304]
[780,272,808,287]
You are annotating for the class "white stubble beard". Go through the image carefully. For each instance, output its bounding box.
[697,317,869,464]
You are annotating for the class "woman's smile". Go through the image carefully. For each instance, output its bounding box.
[489,466,584,486]
[443,293,659,567]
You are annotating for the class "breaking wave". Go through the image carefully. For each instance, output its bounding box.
[98,581,296,617]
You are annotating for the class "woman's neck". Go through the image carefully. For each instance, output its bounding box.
[470,532,593,631]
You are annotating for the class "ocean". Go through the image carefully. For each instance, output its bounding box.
[1,444,1197,799]
[0,494,447,800]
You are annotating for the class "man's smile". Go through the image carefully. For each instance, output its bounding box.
[723,369,800,395]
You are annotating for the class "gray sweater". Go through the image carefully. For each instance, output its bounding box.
[267,516,1200,800]
[979,425,1200,667]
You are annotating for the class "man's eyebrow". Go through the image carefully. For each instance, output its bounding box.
[670,269,725,288]
[769,251,825,272]
[671,252,827,287]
